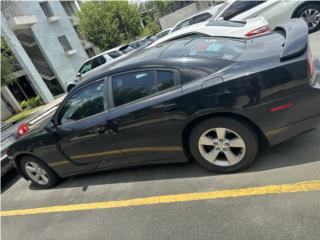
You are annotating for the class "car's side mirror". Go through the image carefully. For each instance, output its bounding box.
[218,17,224,21]
[76,72,81,78]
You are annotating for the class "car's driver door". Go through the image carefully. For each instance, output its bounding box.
[54,79,123,167]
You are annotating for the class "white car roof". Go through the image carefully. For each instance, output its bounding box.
[148,16,269,48]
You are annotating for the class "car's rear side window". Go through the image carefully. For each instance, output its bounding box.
[112,70,176,107]
[112,71,157,107]
[92,56,106,69]
[157,71,174,91]
[162,38,246,61]
[191,12,212,24]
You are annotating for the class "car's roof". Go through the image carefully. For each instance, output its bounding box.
[86,47,122,61]
[75,36,251,89]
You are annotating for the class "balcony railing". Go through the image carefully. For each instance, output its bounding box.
[1,0,38,30]
[1,0,26,19]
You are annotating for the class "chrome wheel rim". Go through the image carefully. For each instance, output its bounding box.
[24,162,49,185]
[300,8,320,31]
[198,128,246,167]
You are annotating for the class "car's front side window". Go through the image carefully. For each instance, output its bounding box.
[112,71,157,107]
[79,61,92,74]
[58,81,105,124]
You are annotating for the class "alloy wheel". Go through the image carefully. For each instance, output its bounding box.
[198,127,246,167]
[24,161,49,185]
[300,8,320,31]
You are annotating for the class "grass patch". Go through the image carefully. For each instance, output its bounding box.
[5,108,39,124]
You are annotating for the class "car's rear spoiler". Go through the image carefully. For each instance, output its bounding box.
[274,19,308,61]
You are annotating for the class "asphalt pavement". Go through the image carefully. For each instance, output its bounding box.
[1,32,320,240]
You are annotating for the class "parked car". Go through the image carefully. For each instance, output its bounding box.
[65,47,124,92]
[154,28,173,40]
[1,122,30,176]
[170,5,224,33]
[215,0,320,33]
[149,16,269,47]
[7,19,320,188]
[129,36,156,49]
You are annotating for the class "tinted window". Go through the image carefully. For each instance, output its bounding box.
[92,56,106,68]
[112,71,157,107]
[79,61,92,74]
[59,81,104,124]
[191,12,212,24]
[107,51,123,59]
[157,71,174,91]
[221,1,257,20]
[120,45,134,54]
[181,68,208,84]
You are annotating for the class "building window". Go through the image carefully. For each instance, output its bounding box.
[61,1,76,17]
[39,1,55,18]
[73,26,84,41]
[58,35,73,52]
[85,48,96,58]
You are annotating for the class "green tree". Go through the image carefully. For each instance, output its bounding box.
[1,38,16,86]
[78,1,143,50]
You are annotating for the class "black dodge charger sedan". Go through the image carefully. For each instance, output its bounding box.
[7,19,320,188]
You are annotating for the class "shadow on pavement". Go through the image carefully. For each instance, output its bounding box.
[1,169,21,193]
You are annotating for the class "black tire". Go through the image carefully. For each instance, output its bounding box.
[189,117,258,173]
[294,4,320,33]
[20,156,60,189]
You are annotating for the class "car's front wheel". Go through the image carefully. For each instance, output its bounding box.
[20,156,60,188]
[189,117,258,173]
[295,4,320,33]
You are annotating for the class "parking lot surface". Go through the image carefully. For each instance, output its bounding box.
[1,32,320,240]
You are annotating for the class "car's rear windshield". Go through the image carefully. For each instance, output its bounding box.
[161,37,246,61]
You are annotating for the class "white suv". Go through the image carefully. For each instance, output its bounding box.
[65,47,123,92]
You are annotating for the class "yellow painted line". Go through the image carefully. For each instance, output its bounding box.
[1,180,319,217]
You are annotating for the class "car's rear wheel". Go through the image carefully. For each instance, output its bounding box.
[189,118,258,173]
[294,4,320,33]
[20,156,60,188]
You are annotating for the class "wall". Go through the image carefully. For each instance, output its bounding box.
[25,1,88,89]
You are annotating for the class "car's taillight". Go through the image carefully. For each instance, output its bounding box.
[17,123,29,137]
[245,25,270,37]
[308,47,314,80]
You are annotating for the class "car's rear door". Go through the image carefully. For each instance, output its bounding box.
[55,79,123,167]
[103,69,185,167]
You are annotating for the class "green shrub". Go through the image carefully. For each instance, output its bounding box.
[20,96,44,109]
